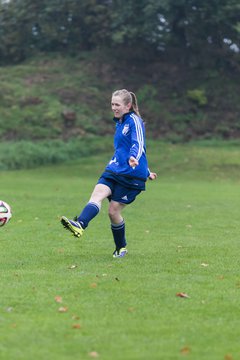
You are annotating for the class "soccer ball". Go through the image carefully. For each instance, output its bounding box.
[0,200,12,227]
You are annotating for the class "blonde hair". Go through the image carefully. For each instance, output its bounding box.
[112,89,141,117]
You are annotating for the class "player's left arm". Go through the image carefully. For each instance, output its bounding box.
[129,117,144,168]
[147,167,157,180]
[148,171,157,180]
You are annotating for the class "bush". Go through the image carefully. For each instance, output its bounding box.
[186,89,208,106]
[0,137,113,170]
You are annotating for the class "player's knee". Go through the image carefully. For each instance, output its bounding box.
[108,206,115,220]
[108,206,119,221]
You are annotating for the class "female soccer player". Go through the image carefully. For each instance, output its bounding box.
[61,89,157,258]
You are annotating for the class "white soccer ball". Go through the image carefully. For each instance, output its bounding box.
[0,200,12,227]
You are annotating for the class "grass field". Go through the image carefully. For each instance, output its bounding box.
[1,140,240,360]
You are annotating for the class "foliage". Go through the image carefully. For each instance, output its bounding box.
[0,55,240,146]
[0,55,113,142]
[0,0,112,62]
[0,0,240,69]
[0,137,113,170]
[186,89,208,106]
[0,0,239,156]
[158,0,240,68]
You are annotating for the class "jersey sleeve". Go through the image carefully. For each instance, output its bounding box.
[129,115,144,161]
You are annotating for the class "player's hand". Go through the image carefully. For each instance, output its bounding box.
[148,172,157,180]
[129,156,139,169]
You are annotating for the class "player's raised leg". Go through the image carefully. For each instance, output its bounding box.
[61,184,111,237]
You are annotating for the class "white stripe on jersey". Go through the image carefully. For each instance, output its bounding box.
[130,113,144,160]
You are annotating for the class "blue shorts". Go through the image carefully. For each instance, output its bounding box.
[97,175,142,204]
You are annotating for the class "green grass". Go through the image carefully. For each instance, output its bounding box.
[1,141,240,359]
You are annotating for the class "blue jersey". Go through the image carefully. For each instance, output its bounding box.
[105,112,150,184]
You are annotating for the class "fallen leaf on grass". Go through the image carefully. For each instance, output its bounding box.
[90,283,97,288]
[88,351,99,358]
[72,315,80,320]
[72,323,81,329]
[176,292,190,298]
[6,307,13,312]
[224,354,233,360]
[177,246,183,252]
[201,263,209,267]
[58,306,68,313]
[68,264,77,269]
[180,346,191,355]
[55,296,63,303]
[57,248,65,254]
[128,307,135,312]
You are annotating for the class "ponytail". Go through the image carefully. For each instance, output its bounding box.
[129,92,141,117]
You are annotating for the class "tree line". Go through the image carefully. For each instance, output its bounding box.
[0,0,240,70]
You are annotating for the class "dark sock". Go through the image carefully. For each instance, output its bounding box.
[111,220,127,250]
[77,202,100,229]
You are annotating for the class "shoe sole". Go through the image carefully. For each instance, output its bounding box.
[61,216,83,238]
